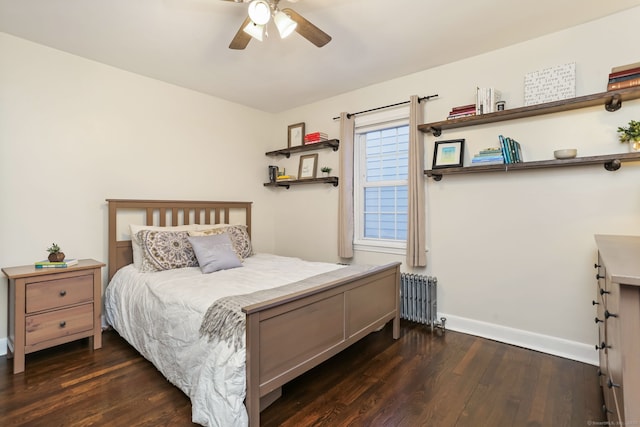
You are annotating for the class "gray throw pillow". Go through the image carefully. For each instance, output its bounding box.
[188,233,242,274]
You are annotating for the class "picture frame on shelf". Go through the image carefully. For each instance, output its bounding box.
[432,139,465,169]
[298,153,318,179]
[288,122,305,148]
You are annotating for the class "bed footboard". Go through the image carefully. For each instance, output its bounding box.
[243,262,401,427]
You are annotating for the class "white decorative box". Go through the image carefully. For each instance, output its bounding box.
[524,63,576,106]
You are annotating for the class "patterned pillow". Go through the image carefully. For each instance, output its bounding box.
[188,225,252,260]
[137,230,198,272]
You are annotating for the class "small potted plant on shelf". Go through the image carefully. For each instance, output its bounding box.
[47,243,65,262]
[321,166,332,177]
[618,119,640,152]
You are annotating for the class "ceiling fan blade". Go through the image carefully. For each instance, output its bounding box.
[282,8,331,47]
[229,16,253,50]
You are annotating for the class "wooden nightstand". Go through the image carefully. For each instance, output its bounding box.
[2,258,105,374]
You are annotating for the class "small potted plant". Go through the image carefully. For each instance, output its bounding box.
[320,166,332,177]
[47,243,65,262]
[618,119,640,152]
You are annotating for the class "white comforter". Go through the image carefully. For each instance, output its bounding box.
[104,253,344,427]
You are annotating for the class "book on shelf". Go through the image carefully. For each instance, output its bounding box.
[475,87,502,114]
[608,77,640,91]
[447,112,476,120]
[304,132,328,144]
[498,135,523,164]
[470,155,504,165]
[450,104,476,113]
[470,146,504,165]
[34,258,79,268]
[611,61,640,74]
[608,67,640,80]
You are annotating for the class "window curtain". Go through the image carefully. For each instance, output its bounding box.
[407,95,427,267]
[338,112,355,259]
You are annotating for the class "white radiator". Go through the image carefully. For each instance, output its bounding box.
[400,273,445,332]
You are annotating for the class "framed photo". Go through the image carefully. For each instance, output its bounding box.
[288,122,305,148]
[298,153,318,179]
[432,139,465,169]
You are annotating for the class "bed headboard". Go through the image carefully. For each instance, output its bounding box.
[106,199,252,281]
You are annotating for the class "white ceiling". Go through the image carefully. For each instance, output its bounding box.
[1,0,640,113]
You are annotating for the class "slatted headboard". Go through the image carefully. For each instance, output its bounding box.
[106,199,252,280]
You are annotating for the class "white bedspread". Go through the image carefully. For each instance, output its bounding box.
[104,253,344,427]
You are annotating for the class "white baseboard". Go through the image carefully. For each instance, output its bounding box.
[0,337,6,357]
[439,313,598,366]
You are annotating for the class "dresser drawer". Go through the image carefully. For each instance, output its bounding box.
[25,303,94,346]
[26,274,93,313]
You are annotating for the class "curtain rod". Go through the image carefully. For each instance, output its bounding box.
[332,94,439,120]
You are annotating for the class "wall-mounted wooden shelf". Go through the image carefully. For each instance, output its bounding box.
[425,152,640,180]
[265,139,339,158]
[263,176,339,189]
[418,87,640,136]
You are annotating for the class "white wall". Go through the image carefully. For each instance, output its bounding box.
[271,7,640,364]
[0,33,278,350]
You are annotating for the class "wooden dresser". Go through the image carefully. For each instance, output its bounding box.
[2,259,105,374]
[594,235,640,424]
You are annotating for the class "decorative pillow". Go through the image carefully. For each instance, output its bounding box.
[129,224,216,270]
[137,230,198,272]
[188,234,243,274]
[189,225,252,259]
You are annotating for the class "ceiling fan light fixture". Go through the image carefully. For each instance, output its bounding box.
[248,0,271,25]
[243,21,265,42]
[274,10,297,39]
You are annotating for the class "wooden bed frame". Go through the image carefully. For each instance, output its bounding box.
[106,199,401,427]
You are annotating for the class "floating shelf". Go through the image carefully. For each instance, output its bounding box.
[265,139,339,158]
[418,87,640,136]
[263,176,339,189]
[425,152,640,181]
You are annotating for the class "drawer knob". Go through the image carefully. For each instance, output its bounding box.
[594,263,601,269]
[59,290,67,297]
[592,300,599,305]
[59,321,66,328]
[607,378,620,389]
[596,273,605,280]
[599,288,610,295]
[594,317,603,324]
[596,341,610,350]
[605,310,618,319]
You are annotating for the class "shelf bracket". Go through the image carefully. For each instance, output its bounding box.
[605,94,622,112]
[431,127,442,137]
[432,174,443,181]
[604,159,621,171]
[284,153,291,159]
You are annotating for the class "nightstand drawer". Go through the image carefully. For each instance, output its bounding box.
[26,274,93,313]
[25,303,94,346]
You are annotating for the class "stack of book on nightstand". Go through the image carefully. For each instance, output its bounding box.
[607,61,640,91]
[34,258,78,268]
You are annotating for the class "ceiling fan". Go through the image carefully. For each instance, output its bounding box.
[221,0,332,50]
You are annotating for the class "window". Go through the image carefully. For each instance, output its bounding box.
[354,112,409,253]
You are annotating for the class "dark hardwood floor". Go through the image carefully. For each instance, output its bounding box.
[0,322,605,426]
